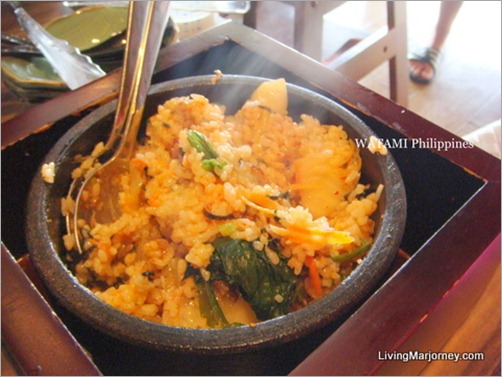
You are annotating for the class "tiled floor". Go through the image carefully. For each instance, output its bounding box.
[252,1,501,139]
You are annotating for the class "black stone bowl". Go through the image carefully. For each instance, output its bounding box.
[26,75,406,354]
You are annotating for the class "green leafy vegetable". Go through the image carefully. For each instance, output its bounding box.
[208,237,296,320]
[201,158,226,172]
[187,130,227,172]
[193,274,229,327]
[184,265,230,327]
[331,240,372,263]
[187,130,218,159]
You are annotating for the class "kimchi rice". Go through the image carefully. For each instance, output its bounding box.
[63,78,383,328]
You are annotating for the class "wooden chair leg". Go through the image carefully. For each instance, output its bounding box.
[387,1,408,106]
[292,2,324,60]
[243,1,409,106]
[243,1,258,29]
[292,1,346,61]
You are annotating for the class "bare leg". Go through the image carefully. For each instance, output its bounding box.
[431,0,464,50]
[409,1,463,83]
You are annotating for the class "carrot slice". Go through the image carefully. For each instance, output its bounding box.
[269,224,353,246]
[241,195,276,216]
[305,256,322,298]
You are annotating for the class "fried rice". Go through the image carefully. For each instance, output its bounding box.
[63,78,383,328]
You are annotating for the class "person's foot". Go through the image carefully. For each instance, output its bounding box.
[408,47,441,84]
[409,59,435,83]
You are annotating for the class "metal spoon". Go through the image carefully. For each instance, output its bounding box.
[66,1,170,254]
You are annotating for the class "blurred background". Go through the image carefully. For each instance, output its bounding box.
[2,1,500,151]
[251,1,501,142]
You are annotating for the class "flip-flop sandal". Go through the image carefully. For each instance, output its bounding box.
[408,47,441,84]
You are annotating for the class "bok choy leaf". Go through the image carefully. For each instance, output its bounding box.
[208,237,296,320]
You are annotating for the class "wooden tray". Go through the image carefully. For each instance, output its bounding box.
[2,22,500,376]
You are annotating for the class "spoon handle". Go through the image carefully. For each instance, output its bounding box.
[106,1,171,159]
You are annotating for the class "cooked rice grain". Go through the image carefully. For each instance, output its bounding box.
[68,91,382,328]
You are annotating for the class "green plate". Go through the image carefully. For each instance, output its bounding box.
[45,6,129,52]
[1,8,177,99]
[1,56,66,89]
